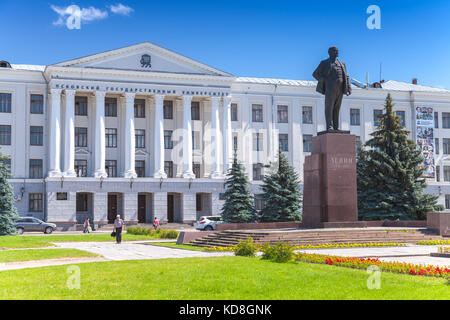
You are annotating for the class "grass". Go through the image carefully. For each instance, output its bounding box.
[0,233,164,249]
[0,256,448,300]
[0,249,100,263]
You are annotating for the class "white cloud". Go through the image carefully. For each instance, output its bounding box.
[109,3,134,16]
[51,4,108,27]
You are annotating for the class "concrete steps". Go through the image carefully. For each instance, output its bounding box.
[188,228,442,248]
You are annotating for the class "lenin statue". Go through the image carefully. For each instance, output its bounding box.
[313,47,352,131]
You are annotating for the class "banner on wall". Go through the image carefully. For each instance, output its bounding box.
[415,106,435,179]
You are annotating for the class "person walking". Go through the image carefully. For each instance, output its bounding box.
[83,217,91,233]
[153,217,159,230]
[114,215,124,244]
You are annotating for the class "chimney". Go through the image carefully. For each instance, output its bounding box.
[412,78,418,85]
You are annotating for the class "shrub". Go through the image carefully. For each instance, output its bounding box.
[234,237,258,257]
[261,242,295,263]
[126,226,179,239]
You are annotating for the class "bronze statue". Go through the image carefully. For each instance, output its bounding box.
[313,47,352,131]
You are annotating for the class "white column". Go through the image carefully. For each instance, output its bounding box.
[48,89,62,177]
[182,95,195,179]
[210,96,223,178]
[222,96,232,174]
[94,91,107,178]
[63,90,76,177]
[123,92,137,178]
[153,94,167,178]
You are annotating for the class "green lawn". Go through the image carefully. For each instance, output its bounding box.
[0,256,448,300]
[0,249,100,263]
[0,234,163,249]
[146,242,207,251]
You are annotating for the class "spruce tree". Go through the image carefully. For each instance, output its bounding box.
[260,150,302,222]
[221,152,257,223]
[0,153,20,235]
[357,94,443,220]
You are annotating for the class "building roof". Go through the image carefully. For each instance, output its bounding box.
[379,80,450,93]
[11,64,45,72]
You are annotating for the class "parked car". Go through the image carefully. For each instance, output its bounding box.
[195,216,223,231]
[15,218,57,234]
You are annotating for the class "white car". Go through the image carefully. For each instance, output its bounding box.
[195,216,223,231]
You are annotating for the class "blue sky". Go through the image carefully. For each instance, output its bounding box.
[1,0,450,88]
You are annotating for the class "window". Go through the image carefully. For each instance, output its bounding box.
[253,133,263,151]
[57,193,68,201]
[446,195,450,210]
[191,101,200,120]
[350,109,360,126]
[252,104,263,122]
[196,194,202,211]
[134,99,145,118]
[0,125,11,145]
[135,160,145,177]
[75,96,88,116]
[254,194,265,211]
[105,98,117,117]
[279,134,289,152]
[373,110,383,127]
[443,139,450,155]
[135,129,145,149]
[303,135,313,153]
[435,112,439,129]
[29,159,43,179]
[163,100,173,119]
[0,93,11,113]
[75,127,88,147]
[277,105,288,123]
[435,138,440,155]
[444,166,450,182]
[105,160,117,177]
[436,166,440,182]
[29,193,43,212]
[193,163,201,178]
[76,194,88,212]
[164,130,173,149]
[302,106,313,124]
[396,111,406,127]
[74,160,87,177]
[30,95,43,114]
[164,161,173,178]
[105,128,117,148]
[30,126,43,146]
[231,103,238,121]
[443,113,450,129]
[253,163,264,181]
[233,135,238,151]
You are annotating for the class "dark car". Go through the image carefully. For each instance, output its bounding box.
[15,218,57,234]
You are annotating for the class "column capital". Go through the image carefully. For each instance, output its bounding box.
[183,95,193,104]
[50,88,62,96]
[154,94,165,105]
[125,92,136,103]
[223,96,232,107]
[95,90,106,99]
[210,96,221,104]
[64,89,76,98]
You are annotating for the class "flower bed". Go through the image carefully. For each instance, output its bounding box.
[417,240,450,246]
[295,252,450,278]
[438,247,450,254]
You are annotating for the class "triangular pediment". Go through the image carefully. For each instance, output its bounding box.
[51,42,232,77]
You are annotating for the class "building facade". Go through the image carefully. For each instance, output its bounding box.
[1,42,449,225]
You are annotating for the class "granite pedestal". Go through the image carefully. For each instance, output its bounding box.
[302,132,358,228]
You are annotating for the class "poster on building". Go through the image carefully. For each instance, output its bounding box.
[415,107,435,179]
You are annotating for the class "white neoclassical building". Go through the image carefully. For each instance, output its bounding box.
[1,42,450,226]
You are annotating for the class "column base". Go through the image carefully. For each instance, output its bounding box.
[94,170,108,179]
[123,170,138,179]
[48,170,63,178]
[183,171,196,179]
[63,170,77,178]
[153,171,168,179]
[210,171,225,179]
